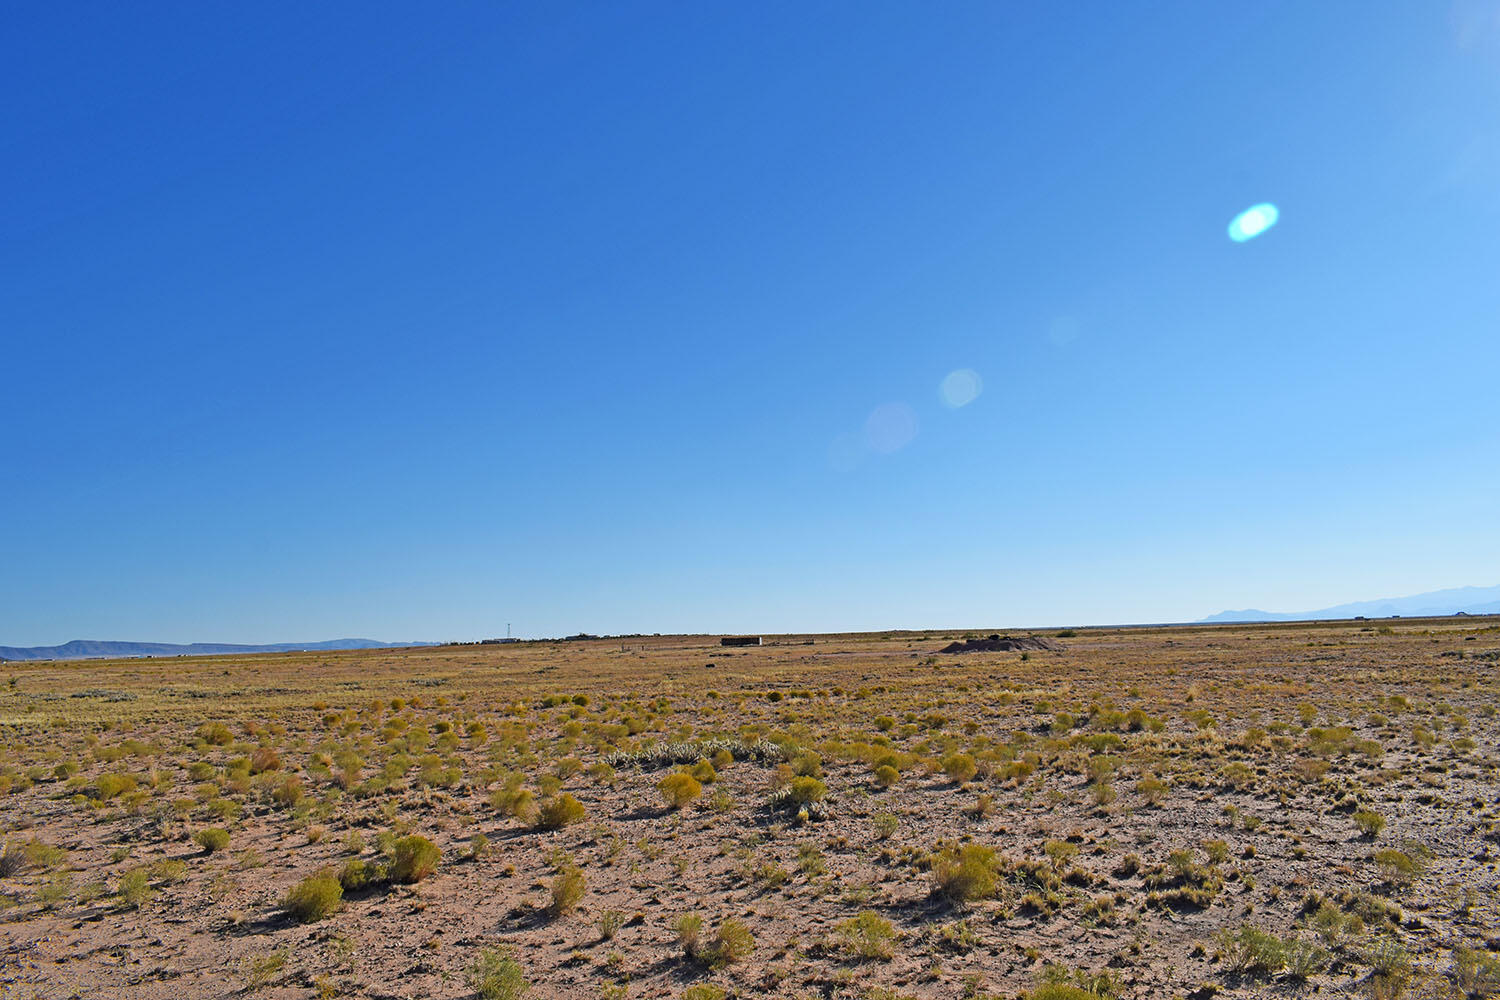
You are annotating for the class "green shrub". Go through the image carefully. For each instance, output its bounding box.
[1374,848,1417,881]
[1354,809,1386,839]
[549,866,585,915]
[1023,964,1123,1000]
[942,753,977,783]
[37,870,73,907]
[118,868,152,908]
[468,947,529,1000]
[1044,840,1079,867]
[787,776,826,804]
[491,780,538,824]
[933,843,1000,903]
[790,751,822,777]
[390,835,442,883]
[284,869,343,922]
[0,838,65,875]
[1284,937,1330,979]
[837,910,896,959]
[194,828,231,854]
[680,986,725,1000]
[658,772,702,810]
[197,722,234,745]
[271,775,303,808]
[1026,987,1095,1000]
[96,772,138,799]
[1363,936,1410,977]
[241,948,289,989]
[873,763,899,788]
[1308,900,1363,945]
[1452,944,1500,997]
[1218,924,1286,975]
[537,794,586,829]
[339,858,372,891]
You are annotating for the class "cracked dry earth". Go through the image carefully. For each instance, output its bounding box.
[1,620,1498,999]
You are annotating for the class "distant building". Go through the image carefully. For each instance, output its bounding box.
[720,636,761,647]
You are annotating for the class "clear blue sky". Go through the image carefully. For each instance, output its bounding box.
[5,2,1499,644]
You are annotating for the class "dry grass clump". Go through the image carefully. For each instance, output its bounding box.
[673,912,704,956]
[706,916,756,967]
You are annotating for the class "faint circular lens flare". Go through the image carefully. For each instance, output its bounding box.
[1046,316,1079,346]
[1228,202,1279,242]
[864,402,918,454]
[939,369,982,408]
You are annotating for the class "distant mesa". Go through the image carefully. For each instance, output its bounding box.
[940,634,1060,654]
[1201,583,1500,624]
[0,638,436,663]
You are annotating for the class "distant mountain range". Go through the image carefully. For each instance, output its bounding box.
[0,638,438,662]
[1202,584,1500,623]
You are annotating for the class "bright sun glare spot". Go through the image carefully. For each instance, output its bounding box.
[939,369,982,408]
[1228,202,1279,242]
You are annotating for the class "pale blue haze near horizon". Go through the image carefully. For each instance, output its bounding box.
[4,2,1499,644]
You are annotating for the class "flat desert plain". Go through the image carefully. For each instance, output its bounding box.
[2,620,1498,999]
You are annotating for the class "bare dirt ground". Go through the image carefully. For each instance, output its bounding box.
[1,619,1498,1000]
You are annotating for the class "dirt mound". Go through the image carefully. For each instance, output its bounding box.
[940,634,1061,654]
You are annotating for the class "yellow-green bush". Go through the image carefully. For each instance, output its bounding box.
[390,835,442,883]
[933,843,1000,903]
[537,794,586,830]
[194,828,230,854]
[284,868,343,922]
[658,772,702,810]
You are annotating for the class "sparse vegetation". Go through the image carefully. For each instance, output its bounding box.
[1,622,1493,997]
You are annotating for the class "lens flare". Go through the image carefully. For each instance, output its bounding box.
[939,369,982,408]
[864,403,918,454]
[1228,203,1279,242]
